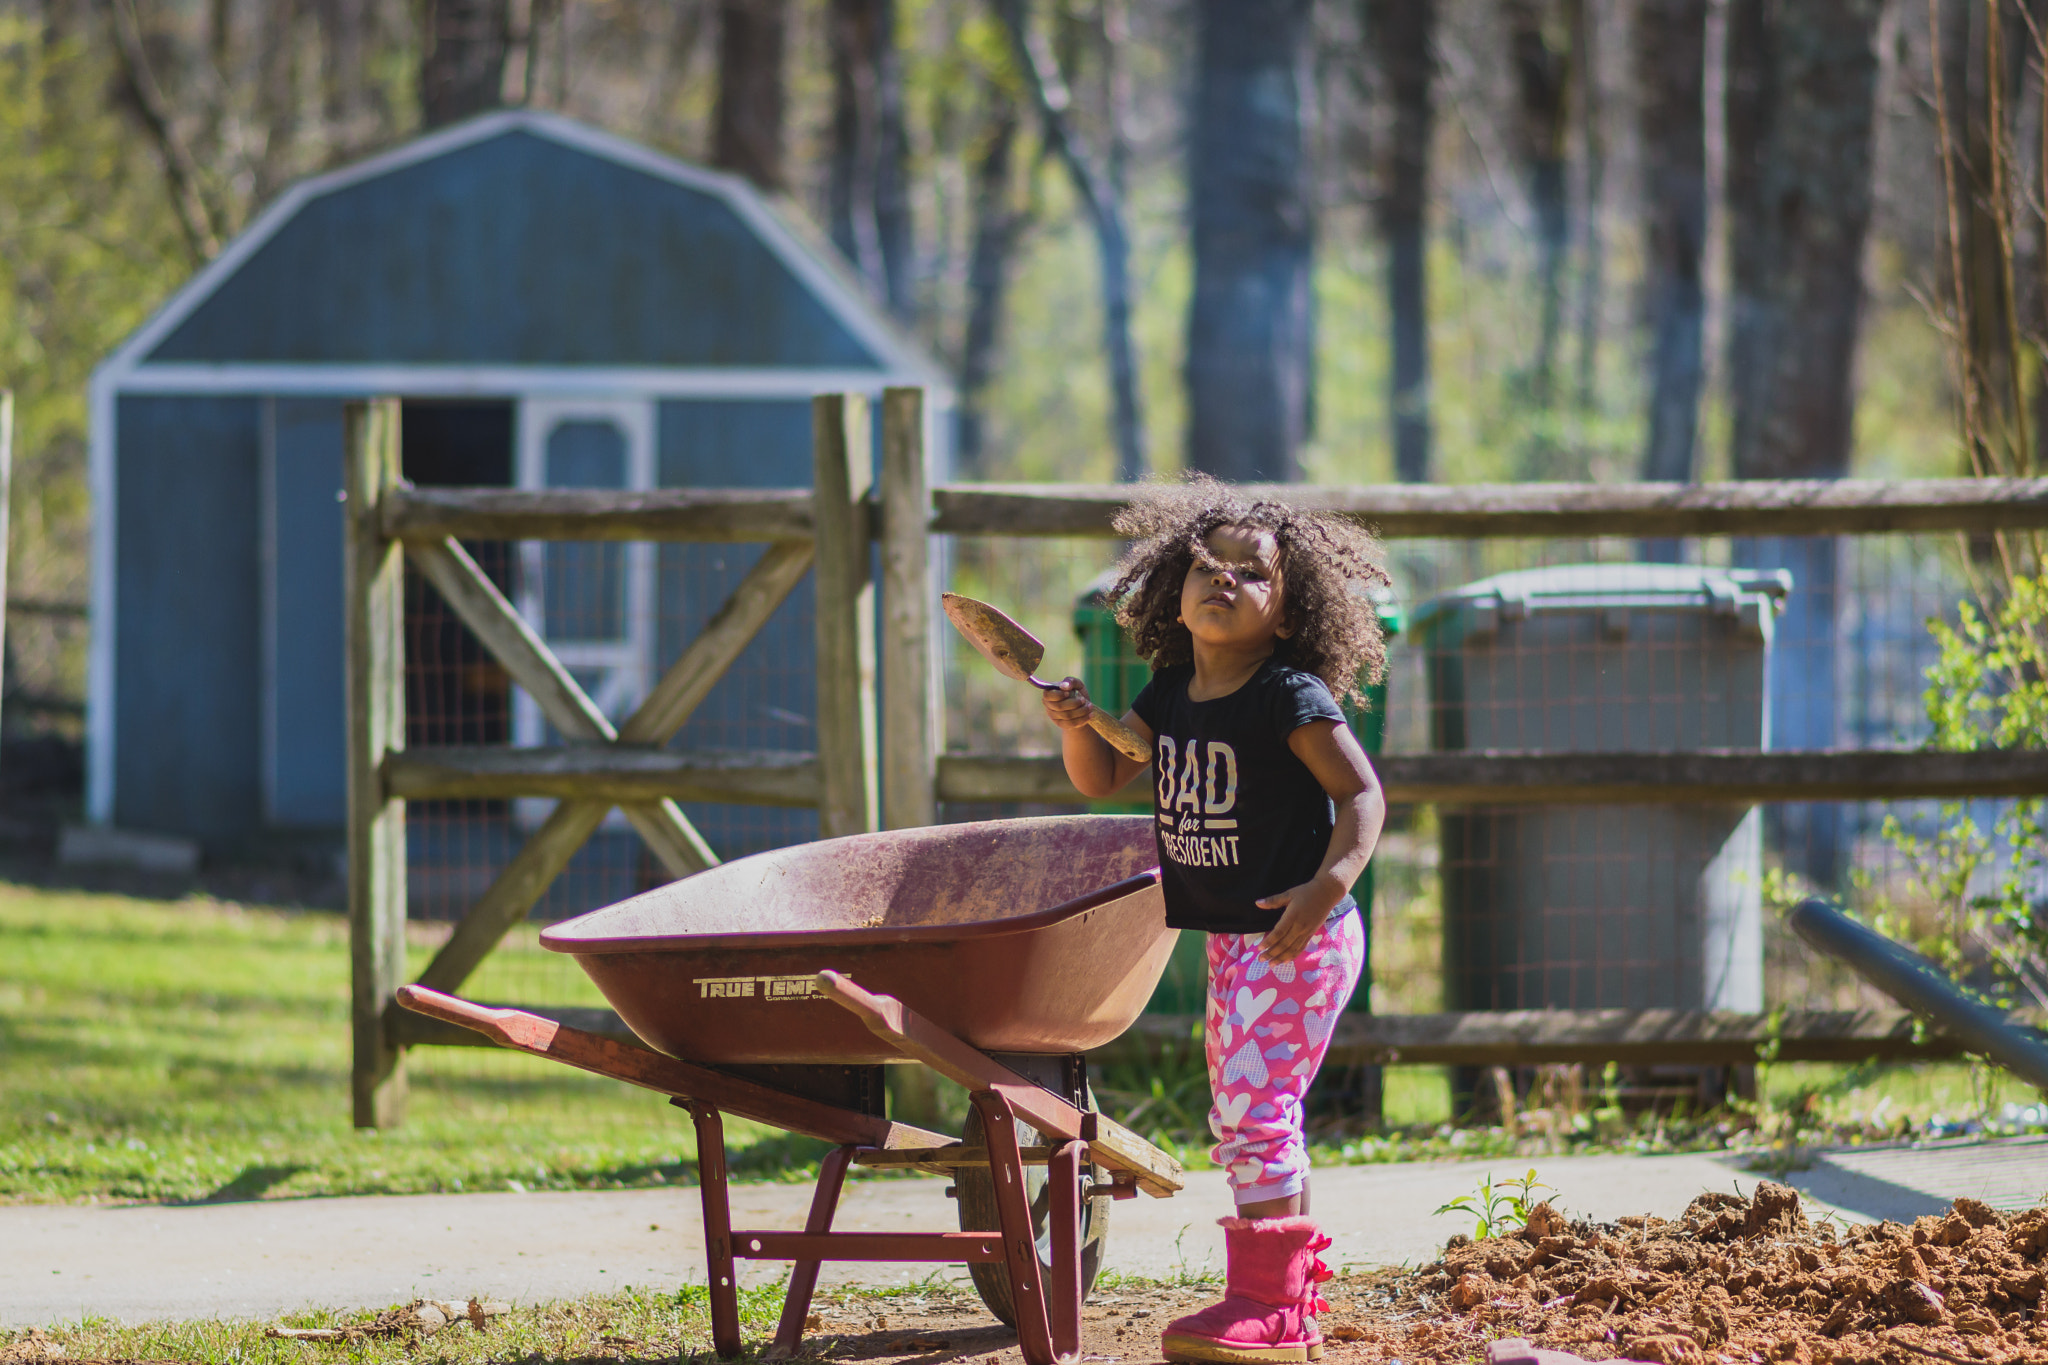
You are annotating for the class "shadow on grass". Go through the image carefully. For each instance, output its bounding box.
[729,1131,836,1182]
[189,1163,311,1203]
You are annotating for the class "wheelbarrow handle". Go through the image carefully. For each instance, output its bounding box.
[394,984,557,1049]
[815,971,1184,1197]
[392,985,953,1151]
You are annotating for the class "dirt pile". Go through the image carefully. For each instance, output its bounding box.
[1380,1183,2048,1365]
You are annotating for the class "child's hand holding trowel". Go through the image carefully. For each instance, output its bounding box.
[942,592,1152,762]
[1041,676,1105,735]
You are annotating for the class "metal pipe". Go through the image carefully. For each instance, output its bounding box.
[1788,897,2048,1092]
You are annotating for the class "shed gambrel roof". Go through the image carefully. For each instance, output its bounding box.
[98,109,945,390]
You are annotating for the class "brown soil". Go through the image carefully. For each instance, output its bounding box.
[803,1185,2048,1365]
[1387,1184,2048,1365]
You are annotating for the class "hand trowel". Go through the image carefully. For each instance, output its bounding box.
[942,592,1153,763]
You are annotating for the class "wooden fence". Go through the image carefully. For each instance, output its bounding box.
[347,390,2048,1125]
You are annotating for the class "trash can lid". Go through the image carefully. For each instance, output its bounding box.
[1409,562,1792,636]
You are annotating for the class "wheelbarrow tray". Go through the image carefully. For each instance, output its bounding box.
[540,815,1173,1066]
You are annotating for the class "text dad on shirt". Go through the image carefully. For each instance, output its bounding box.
[1156,736,1242,869]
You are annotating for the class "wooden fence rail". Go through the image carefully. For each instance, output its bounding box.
[377,475,2048,542]
[931,476,2048,539]
[348,389,2048,1127]
[384,745,2048,807]
[388,1001,1985,1069]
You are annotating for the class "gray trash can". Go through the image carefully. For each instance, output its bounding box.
[1411,564,1789,1025]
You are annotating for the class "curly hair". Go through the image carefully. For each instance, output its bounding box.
[1106,475,1392,708]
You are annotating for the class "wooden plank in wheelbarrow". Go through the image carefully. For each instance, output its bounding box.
[816,971,1184,1198]
[393,986,951,1151]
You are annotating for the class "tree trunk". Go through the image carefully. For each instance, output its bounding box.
[712,0,788,192]
[1634,0,1707,490]
[1571,0,1605,409]
[419,0,508,129]
[254,0,302,202]
[1501,0,1571,408]
[1725,0,1880,482]
[1185,0,1316,483]
[1935,0,2032,478]
[957,100,1024,478]
[311,0,369,153]
[830,0,914,320]
[1375,0,1435,483]
[999,0,1148,480]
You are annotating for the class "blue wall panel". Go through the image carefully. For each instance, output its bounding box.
[114,396,262,847]
[149,131,881,369]
[268,398,348,827]
[657,400,819,859]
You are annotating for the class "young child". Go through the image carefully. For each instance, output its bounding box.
[1043,477,1389,1365]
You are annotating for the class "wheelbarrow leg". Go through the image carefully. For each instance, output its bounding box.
[971,1090,1067,1365]
[767,1144,857,1359]
[684,1101,744,1359]
[1047,1140,1086,1361]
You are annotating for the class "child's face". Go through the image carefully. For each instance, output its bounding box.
[1177,525,1291,652]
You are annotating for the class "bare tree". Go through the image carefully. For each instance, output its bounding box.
[107,0,228,261]
[1570,0,1605,409]
[1725,0,1881,483]
[830,0,914,320]
[420,0,509,129]
[957,94,1026,477]
[1373,0,1435,483]
[1502,0,1572,408]
[997,0,1146,481]
[1931,0,2035,481]
[310,0,370,156]
[1185,0,1316,483]
[253,0,304,201]
[1634,0,1708,492]
[712,0,788,191]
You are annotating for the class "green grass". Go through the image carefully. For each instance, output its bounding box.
[0,884,817,1204]
[16,1283,793,1365]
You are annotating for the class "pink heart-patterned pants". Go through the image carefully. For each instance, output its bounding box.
[1204,904,1366,1204]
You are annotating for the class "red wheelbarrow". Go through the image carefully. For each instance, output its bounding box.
[396,814,1187,1365]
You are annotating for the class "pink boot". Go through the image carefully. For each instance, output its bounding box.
[1161,1217,1334,1364]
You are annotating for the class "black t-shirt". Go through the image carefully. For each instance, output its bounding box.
[1130,659,1350,933]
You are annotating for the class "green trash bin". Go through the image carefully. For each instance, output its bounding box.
[1071,573,1401,1021]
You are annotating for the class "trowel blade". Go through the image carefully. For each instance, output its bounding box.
[941,592,1048,686]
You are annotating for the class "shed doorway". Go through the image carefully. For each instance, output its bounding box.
[401,401,515,752]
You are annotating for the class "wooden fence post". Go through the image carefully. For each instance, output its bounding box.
[813,393,880,838]
[346,399,408,1128]
[879,388,936,830]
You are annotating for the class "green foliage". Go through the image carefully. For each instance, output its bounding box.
[0,24,187,714]
[1879,577,2048,1015]
[1432,1168,1556,1241]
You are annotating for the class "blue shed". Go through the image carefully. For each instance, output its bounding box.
[90,110,947,877]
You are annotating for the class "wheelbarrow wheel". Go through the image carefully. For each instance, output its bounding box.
[955,1086,1111,1327]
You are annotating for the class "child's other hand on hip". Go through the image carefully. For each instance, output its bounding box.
[1253,873,1348,963]
[1041,677,1096,731]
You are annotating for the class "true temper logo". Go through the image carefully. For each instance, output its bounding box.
[694,974,825,1001]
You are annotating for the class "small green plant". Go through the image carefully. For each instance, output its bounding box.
[1881,576,2048,1019]
[1432,1168,1556,1241]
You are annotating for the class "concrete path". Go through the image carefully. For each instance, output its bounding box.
[7,1137,2045,1330]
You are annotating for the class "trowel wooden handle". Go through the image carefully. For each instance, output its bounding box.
[1086,706,1152,763]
